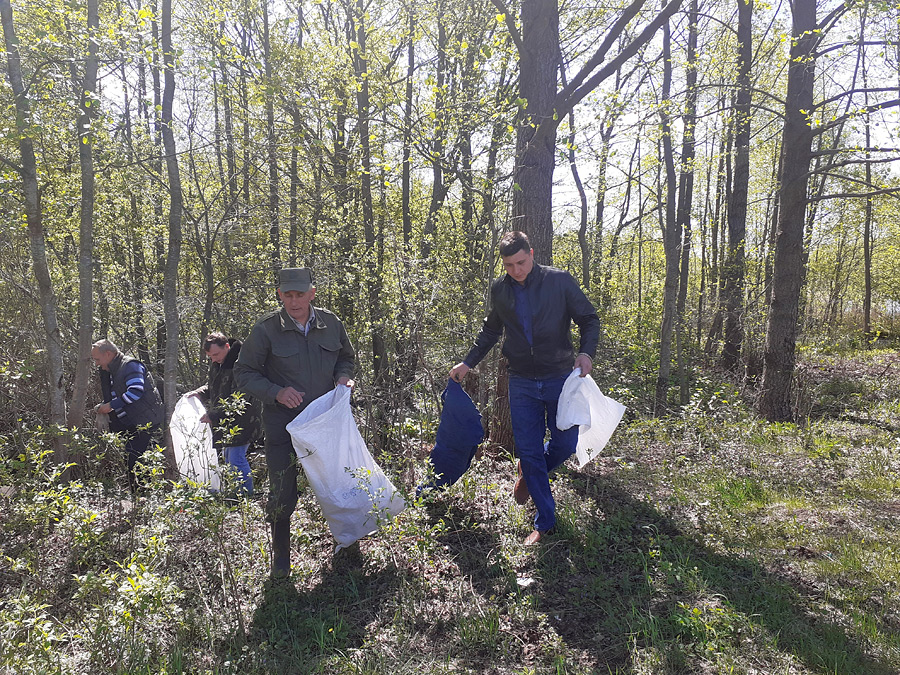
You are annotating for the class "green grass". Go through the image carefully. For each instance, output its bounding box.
[2,350,900,673]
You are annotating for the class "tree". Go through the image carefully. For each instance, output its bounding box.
[160,0,183,456]
[494,0,682,263]
[68,0,101,429]
[1,0,68,465]
[720,0,752,372]
[757,0,816,421]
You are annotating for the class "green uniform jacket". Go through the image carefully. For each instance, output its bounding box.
[234,306,355,414]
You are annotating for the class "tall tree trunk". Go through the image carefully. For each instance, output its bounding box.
[0,0,68,464]
[289,109,300,266]
[354,0,385,383]
[401,4,414,253]
[69,0,100,429]
[420,0,447,261]
[704,117,727,353]
[161,0,183,471]
[861,26,873,336]
[125,52,152,366]
[675,0,698,405]
[262,0,280,273]
[654,19,679,414]
[566,102,590,288]
[758,0,816,422]
[513,0,559,263]
[721,0,752,371]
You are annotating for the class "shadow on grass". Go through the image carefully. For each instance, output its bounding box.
[226,556,402,673]
[535,470,895,674]
[435,501,510,599]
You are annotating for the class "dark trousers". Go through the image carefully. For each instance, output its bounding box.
[263,408,301,523]
[120,425,158,491]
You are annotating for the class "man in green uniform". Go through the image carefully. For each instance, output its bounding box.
[235,268,355,578]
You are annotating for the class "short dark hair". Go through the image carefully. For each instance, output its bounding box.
[202,332,229,352]
[498,231,531,257]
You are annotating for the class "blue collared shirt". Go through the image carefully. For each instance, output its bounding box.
[290,307,316,335]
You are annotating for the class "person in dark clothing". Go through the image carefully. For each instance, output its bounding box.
[92,339,164,490]
[235,267,355,579]
[188,332,262,496]
[449,231,600,545]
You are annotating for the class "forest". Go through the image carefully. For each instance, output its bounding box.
[1,0,900,671]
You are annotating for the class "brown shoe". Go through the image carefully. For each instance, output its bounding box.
[524,529,544,545]
[513,459,530,505]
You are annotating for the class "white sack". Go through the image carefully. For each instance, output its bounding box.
[287,385,405,550]
[557,369,626,469]
[170,394,221,490]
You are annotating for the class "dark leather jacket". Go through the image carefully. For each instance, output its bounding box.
[463,264,600,378]
[190,340,262,447]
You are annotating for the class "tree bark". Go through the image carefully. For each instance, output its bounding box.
[513,0,559,263]
[675,0,698,405]
[262,0,281,273]
[655,19,679,415]
[161,0,183,473]
[69,0,100,430]
[758,0,816,422]
[0,0,68,465]
[354,0,385,383]
[721,0,752,372]
[420,0,448,261]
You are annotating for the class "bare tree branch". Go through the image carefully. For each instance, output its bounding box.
[554,0,684,121]
[556,0,647,104]
[813,98,900,135]
[816,87,900,110]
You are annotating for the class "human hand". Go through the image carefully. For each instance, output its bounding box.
[337,377,355,390]
[199,413,211,424]
[95,402,113,415]
[574,353,593,377]
[449,362,470,383]
[276,386,305,408]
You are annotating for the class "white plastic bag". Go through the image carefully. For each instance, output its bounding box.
[287,385,406,550]
[170,394,221,490]
[557,369,626,469]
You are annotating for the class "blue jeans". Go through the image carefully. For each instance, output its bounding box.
[508,373,577,531]
[223,443,254,496]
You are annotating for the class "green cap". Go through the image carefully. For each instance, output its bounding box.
[279,267,313,292]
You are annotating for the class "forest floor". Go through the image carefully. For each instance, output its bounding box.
[1,348,899,674]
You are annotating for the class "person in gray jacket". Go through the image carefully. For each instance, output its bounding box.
[235,267,355,578]
[92,339,164,491]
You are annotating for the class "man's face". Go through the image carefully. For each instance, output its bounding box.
[278,287,316,322]
[502,248,535,283]
[205,343,229,365]
[91,348,114,371]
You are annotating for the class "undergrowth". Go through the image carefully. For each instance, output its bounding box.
[1,349,899,673]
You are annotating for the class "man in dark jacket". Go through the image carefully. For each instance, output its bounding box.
[189,332,262,495]
[449,231,600,545]
[92,339,164,490]
[235,267,355,578]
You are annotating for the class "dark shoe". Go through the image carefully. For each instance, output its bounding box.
[513,460,530,505]
[270,519,291,579]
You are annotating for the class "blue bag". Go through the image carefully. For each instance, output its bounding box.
[418,379,484,492]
